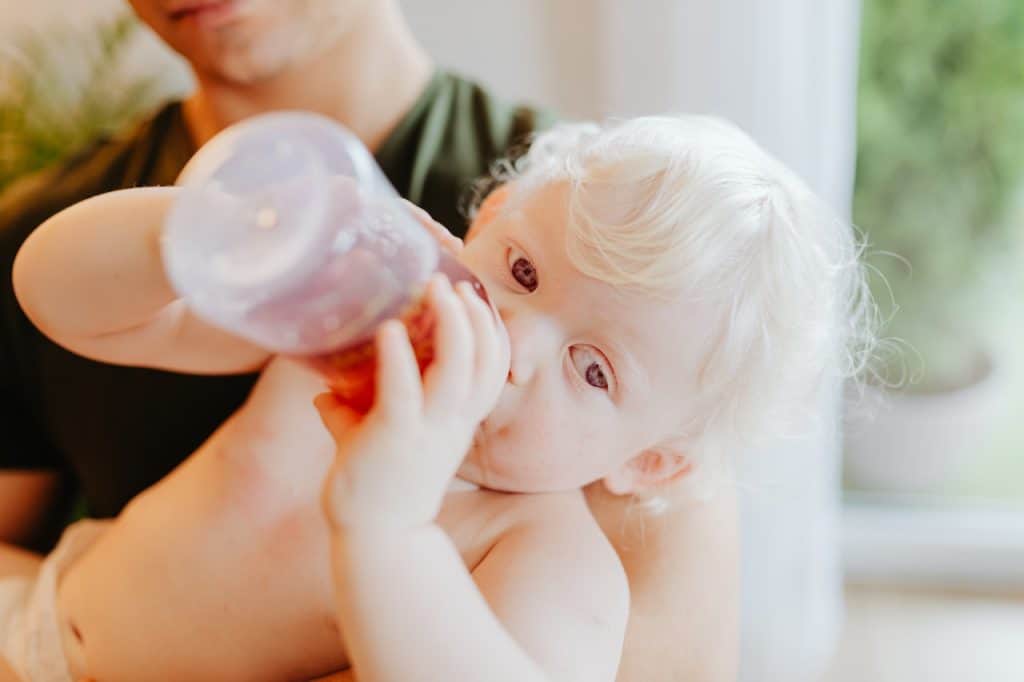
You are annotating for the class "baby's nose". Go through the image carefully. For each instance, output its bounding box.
[504,311,558,387]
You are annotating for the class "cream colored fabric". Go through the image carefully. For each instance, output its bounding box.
[0,521,109,682]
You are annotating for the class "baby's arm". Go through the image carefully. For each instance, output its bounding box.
[331,503,628,682]
[13,187,270,373]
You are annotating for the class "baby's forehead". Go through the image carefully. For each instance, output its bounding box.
[605,287,709,348]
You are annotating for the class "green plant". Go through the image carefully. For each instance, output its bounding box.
[855,0,1024,388]
[0,13,167,192]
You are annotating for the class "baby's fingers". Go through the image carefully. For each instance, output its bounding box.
[423,275,473,413]
[313,392,362,439]
[457,281,508,409]
[371,319,424,423]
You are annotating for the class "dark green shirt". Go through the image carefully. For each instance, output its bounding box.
[0,71,553,524]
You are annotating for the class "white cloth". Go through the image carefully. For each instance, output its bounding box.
[1,520,110,682]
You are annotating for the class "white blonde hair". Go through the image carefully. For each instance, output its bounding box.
[469,115,878,501]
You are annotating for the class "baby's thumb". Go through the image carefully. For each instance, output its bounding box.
[314,392,361,437]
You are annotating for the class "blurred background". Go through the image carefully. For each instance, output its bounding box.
[2,1,1022,680]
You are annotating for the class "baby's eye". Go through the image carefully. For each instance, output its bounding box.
[570,345,610,390]
[507,247,538,292]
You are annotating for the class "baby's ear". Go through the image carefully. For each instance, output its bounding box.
[602,446,692,496]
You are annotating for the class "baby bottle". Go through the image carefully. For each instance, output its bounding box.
[161,111,488,412]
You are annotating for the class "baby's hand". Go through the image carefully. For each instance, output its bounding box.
[315,274,508,531]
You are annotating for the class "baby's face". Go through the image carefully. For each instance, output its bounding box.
[456,182,714,494]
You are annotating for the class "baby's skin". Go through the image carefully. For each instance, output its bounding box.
[58,356,609,681]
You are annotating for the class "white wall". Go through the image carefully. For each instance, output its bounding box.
[400,0,603,121]
[404,0,860,214]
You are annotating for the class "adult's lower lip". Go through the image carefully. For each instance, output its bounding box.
[170,0,242,29]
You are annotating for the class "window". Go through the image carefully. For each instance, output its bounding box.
[844,0,1024,588]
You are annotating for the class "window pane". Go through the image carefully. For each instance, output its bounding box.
[847,0,1024,507]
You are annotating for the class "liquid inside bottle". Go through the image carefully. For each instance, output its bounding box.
[296,249,487,412]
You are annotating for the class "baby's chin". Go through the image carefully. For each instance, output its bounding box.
[456,447,587,494]
[454,455,518,492]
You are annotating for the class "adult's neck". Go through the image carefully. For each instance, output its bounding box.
[182,2,434,152]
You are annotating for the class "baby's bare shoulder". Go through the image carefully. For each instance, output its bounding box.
[499,490,625,576]
[511,488,597,525]
[470,490,629,681]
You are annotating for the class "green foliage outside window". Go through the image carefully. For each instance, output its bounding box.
[855,0,1024,388]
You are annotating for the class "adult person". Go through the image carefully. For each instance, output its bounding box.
[0,2,738,680]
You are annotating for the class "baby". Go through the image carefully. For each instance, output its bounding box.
[4,115,871,681]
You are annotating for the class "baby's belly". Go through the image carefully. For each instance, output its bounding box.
[57,471,348,681]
